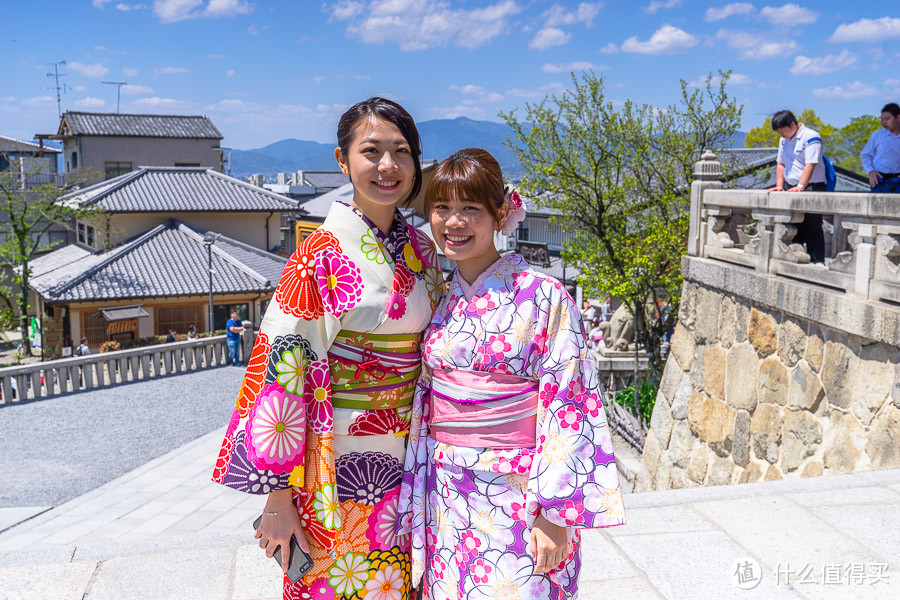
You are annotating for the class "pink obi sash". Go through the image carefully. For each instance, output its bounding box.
[427,368,538,449]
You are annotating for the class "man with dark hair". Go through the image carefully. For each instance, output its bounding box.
[226,310,244,366]
[766,109,827,263]
[861,102,900,193]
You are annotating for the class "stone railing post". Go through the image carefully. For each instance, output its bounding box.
[853,224,877,298]
[689,151,723,257]
[241,320,255,364]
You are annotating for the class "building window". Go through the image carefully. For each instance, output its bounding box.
[72,152,78,169]
[104,161,133,179]
[214,303,249,331]
[156,305,202,337]
[174,163,200,167]
[77,222,95,247]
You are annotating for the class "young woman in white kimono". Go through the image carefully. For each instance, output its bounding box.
[398,149,625,599]
[212,98,443,600]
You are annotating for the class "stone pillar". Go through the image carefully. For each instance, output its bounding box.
[688,151,723,257]
[853,224,876,298]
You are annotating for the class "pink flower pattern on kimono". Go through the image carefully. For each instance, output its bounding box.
[245,383,306,473]
[303,360,333,434]
[315,249,363,317]
[386,292,407,320]
[466,292,496,316]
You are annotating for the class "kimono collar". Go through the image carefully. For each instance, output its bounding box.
[453,253,529,301]
[337,200,408,256]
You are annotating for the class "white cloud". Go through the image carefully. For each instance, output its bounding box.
[543,61,606,73]
[68,61,110,78]
[74,97,107,108]
[355,74,371,80]
[760,4,817,27]
[331,0,522,51]
[226,69,235,77]
[74,85,88,92]
[312,75,327,85]
[449,84,504,102]
[152,0,252,23]
[92,0,112,7]
[812,81,879,99]
[247,23,269,35]
[121,84,154,95]
[21,96,57,107]
[544,2,603,27]
[687,73,753,87]
[790,50,857,75]
[116,3,148,10]
[621,25,697,55]
[505,82,565,99]
[123,67,139,77]
[132,96,187,107]
[716,29,799,59]
[428,105,489,120]
[705,2,753,21]
[0,96,15,103]
[154,66,190,75]
[328,0,364,20]
[207,53,223,59]
[644,0,681,15]
[599,42,618,54]
[830,17,900,44]
[530,27,571,50]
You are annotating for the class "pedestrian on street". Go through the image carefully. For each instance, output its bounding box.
[225,311,243,366]
[766,109,827,263]
[166,329,177,343]
[861,102,900,193]
[75,337,90,356]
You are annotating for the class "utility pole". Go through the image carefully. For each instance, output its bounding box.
[46,61,69,117]
[102,81,127,113]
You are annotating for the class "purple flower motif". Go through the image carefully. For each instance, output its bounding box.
[335,451,402,506]
[221,430,291,494]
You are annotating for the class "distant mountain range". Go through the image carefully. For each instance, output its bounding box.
[230,117,747,180]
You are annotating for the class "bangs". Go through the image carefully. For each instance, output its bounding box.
[425,148,504,222]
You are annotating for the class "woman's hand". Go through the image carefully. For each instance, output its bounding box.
[530,512,570,574]
[254,487,310,573]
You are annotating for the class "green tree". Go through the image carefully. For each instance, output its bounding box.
[831,115,880,176]
[0,161,101,355]
[745,109,835,149]
[501,71,742,380]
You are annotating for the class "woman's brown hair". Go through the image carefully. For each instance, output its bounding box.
[425,148,505,223]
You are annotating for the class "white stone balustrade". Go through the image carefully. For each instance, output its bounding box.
[0,335,230,404]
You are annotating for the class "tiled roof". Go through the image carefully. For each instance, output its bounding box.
[31,220,288,302]
[61,167,304,213]
[300,171,349,190]
[720,147,870,192]
[60,112,222,139]
[98,305,150,321]
[0,135,61,154]
[297,182,354,220]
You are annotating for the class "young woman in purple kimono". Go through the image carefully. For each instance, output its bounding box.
[398,148,625,599]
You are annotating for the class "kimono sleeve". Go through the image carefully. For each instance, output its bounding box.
[211,230,345,495]
[526,282,625,529]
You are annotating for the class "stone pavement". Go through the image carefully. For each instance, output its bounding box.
[0,428,898,600]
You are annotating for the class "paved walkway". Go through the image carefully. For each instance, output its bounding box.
[0,428,898,600]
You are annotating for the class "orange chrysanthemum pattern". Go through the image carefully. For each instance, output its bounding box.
[236,332,270,417]
[276,230,342,320]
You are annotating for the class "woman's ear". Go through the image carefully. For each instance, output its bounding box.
[334,147,349,175]
[496,202,510,231]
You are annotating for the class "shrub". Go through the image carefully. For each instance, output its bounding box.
[99,340,122,353]
[614,381,657,424]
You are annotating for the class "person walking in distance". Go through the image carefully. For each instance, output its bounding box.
[226,311,244,366]
[766,110,827,263]
[861,102,900,194]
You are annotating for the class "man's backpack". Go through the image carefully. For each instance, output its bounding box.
[822,154,836,192]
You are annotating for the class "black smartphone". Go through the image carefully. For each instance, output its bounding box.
[252,514,314,582]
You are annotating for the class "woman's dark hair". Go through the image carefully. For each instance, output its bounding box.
[882,103,900,118]
[336,97,423,204]
[425,148,505,223]
[771,110,798,130]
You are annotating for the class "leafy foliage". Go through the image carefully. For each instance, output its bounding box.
[501,71,742,378]
[615,381,657,424]
[0,162,102,354]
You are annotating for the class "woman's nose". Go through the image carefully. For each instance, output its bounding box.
[378,151,398,171]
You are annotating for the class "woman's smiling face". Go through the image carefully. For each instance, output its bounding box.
[430,192,502,264]
[337,115,415,215]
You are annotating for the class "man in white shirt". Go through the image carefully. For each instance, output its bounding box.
[766,110,827,262]
[861,102,900,193]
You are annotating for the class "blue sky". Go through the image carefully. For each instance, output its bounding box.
[2,1,898,150]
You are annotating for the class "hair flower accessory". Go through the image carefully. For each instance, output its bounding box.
[500,185,527,236]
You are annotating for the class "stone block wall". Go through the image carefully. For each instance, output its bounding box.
[641,281,900,491]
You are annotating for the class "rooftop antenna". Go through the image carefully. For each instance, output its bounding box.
[102,81,127,113]
[46,60,69,117]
